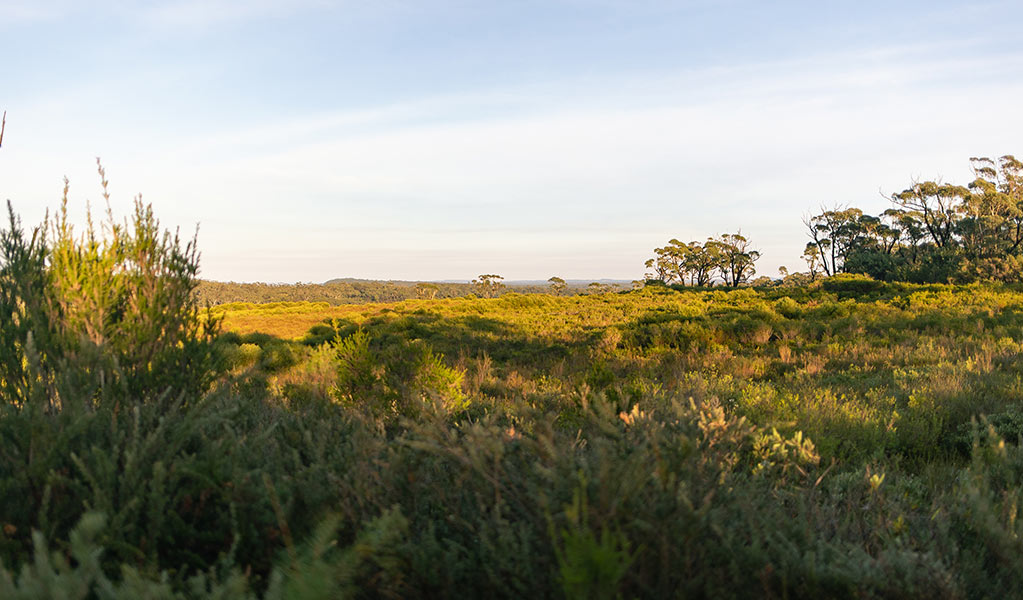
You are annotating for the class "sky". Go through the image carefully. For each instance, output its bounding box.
[2,0,1023,283]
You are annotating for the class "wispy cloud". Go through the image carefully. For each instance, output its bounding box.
[4,1,1023,282]
[98,45,1012,280]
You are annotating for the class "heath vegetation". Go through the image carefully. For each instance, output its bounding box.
[3,159,1023,598]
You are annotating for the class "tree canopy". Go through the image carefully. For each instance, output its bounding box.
[803,155,1023,283]
[645,233,760,287]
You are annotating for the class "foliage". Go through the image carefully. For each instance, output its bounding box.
[645,232,760,287]
[805,155,1023,284]
[331,329,467,419]
[471,274,505,298]
[1,165,220,412]
[820,272,885,295]
[715,232,760,287]
[548,276,567,295]
[414,282,439,300]
[551,474,635,600]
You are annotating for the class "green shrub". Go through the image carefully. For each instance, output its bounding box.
[258,342,300,373]
[332,330,382,403]
[552,476,634,600]
[1,187,221,412]
[773,295,802,318]
[821,273,886,295]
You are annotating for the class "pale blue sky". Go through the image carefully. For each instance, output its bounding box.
[2,1,1023,282]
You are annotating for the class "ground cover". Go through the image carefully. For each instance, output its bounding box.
[219,282,1023,467]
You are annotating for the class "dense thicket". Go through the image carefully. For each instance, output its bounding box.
[805,155,1023,283]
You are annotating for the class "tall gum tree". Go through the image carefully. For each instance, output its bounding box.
[713,233,760,287]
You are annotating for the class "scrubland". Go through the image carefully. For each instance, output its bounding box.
[4,200,1023,599]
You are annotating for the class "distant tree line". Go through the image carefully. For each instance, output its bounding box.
[197,280,447,305]
[646,154,1022,288]
[195,279,541,305]
[195,276,620,305]
[804,155,1023,283]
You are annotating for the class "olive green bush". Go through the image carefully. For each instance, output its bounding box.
[1,181,219,413]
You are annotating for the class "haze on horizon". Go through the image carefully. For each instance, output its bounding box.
[2,0,1022,283]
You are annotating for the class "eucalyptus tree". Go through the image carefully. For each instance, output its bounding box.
[801,155,1023,283]
[645,239,719,286]
[414,282,439,300]
[857,214,901,254]
[644,238,691,284]
[801,243,822,282]
[587,282,619,294]
[890,181,969,249]
[471,274,505,298]
[963,155,1023,257]
[643,255,670,283]
[686,240,720,286]
[803,207,868,276]
[713,232,760,287]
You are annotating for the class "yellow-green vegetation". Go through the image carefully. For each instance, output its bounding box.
[212,301,387,339]
[7,195,1023,599]
[219,280,1023,466]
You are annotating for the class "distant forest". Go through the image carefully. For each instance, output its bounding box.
[195,277,618,306]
